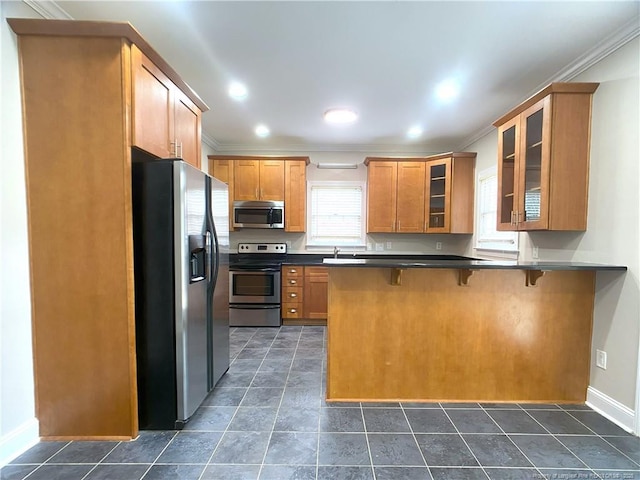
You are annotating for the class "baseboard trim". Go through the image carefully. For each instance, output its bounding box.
[0,418,39,467]
[586,386,636,434]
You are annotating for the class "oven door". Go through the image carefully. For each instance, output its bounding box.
[229,269,281,304]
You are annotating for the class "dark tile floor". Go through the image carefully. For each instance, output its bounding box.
[3,326,640,480]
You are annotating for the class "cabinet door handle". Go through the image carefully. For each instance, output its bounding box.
[170,140,176,156]
[510,211,515,226]
[518,211,523,224]
[289,279,297,285]
[261,188,264,198]
[255,188,259,199]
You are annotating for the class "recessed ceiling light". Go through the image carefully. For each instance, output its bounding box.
[435,79,459,102]
[323,108,358,125]
[255,124,270,138]
[228,82,248,100]
[407,126,423,139]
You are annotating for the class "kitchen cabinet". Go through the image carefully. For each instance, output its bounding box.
[494,82,599,231]
[282,265,328,325]
[132,46,202,169]
[366,161,398,232]
[8,18,209,439]
[282,266,305,320]
[365,153,475,234]
[209,157,235,231]
[424,153,476,234]
[234,159,284,201]
[210,155,309,232]
[303,267,329,319]
[397,162,426,232]
[284,160,307,232]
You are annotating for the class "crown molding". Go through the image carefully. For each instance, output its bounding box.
[456,18,640,152]
[201,133,220,151]
[210,142,436,155]
[24,0,72,20]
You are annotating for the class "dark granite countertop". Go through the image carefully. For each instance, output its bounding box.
[282,253,474,266]
[230,253,626,271]
[321,258,627,271]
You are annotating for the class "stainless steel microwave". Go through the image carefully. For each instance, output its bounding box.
[232,200,285,229]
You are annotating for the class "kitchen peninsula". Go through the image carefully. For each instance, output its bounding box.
[323,259,626,404]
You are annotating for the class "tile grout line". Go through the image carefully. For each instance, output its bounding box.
[519,405,597,474]
[256,326,303,479]
[359,402,378,480]
[440,405,491,479]
[139,430,180,479]
[563,410,640,470]
[399,402,431,478]
[197,327,265,480]
[18,441,73,480]
[479,403,552,478]
[78,441,122,480]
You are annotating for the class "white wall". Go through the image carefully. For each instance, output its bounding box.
[0,0,39,465]
[465,38,640,421]
[219,150,472,255]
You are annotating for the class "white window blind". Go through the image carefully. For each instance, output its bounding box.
[307,182,366,246]
[475,168,519,252]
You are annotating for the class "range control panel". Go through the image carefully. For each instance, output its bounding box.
[237,243,288,254]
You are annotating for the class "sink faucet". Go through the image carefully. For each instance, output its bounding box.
[333,246,340,259]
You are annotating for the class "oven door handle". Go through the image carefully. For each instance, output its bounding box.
[229,305,281,310]
[231,267,280,273]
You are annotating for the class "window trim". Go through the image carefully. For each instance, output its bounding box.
[305,180,367,249]
[474,166,519,259]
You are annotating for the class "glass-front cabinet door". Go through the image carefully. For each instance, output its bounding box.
[424,158,451,233]
[517,97,550,230]
[497,97,551,231]
[497,117,519,231]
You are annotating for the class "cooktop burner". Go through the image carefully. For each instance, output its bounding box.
[231,242,288,270]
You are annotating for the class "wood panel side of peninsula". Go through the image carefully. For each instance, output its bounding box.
[326,267,595,403]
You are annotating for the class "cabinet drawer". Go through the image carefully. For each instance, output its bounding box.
[282,265,304,279]
[282,303,302,318]
[305,266,329,279]
[283,286,303,302]
[283,276,302,287]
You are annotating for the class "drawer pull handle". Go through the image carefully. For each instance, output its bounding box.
[290,269,297,273]
[290,293,297,298]
[289,308,297,313]
[289,280,297,285]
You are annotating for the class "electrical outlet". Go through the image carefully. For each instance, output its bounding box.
[596,349,607,370]
[435,242,442,250]
[386,241,392,250]
[532,246,539,259]
[375,243,384,252]
[285,241,292,249]
[367,242,372,251]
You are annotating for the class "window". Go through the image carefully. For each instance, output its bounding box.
[475,167,519,254]
[306,181,366,247]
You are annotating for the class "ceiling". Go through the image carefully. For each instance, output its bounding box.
[51,1,639,154]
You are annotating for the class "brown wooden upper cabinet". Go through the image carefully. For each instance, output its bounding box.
[365,153,476,234]
[132,45,202,169]
[209,156,309,232]
[494,83,599,231]
[235,159,284,201]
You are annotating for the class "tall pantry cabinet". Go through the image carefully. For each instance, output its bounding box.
[8,19,208,439]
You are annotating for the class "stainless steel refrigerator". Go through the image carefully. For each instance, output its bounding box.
[132,158,229,430]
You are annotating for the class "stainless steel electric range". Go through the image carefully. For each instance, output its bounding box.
[229,243,287,327]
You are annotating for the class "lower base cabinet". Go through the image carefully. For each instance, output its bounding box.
[282,265,328,325]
